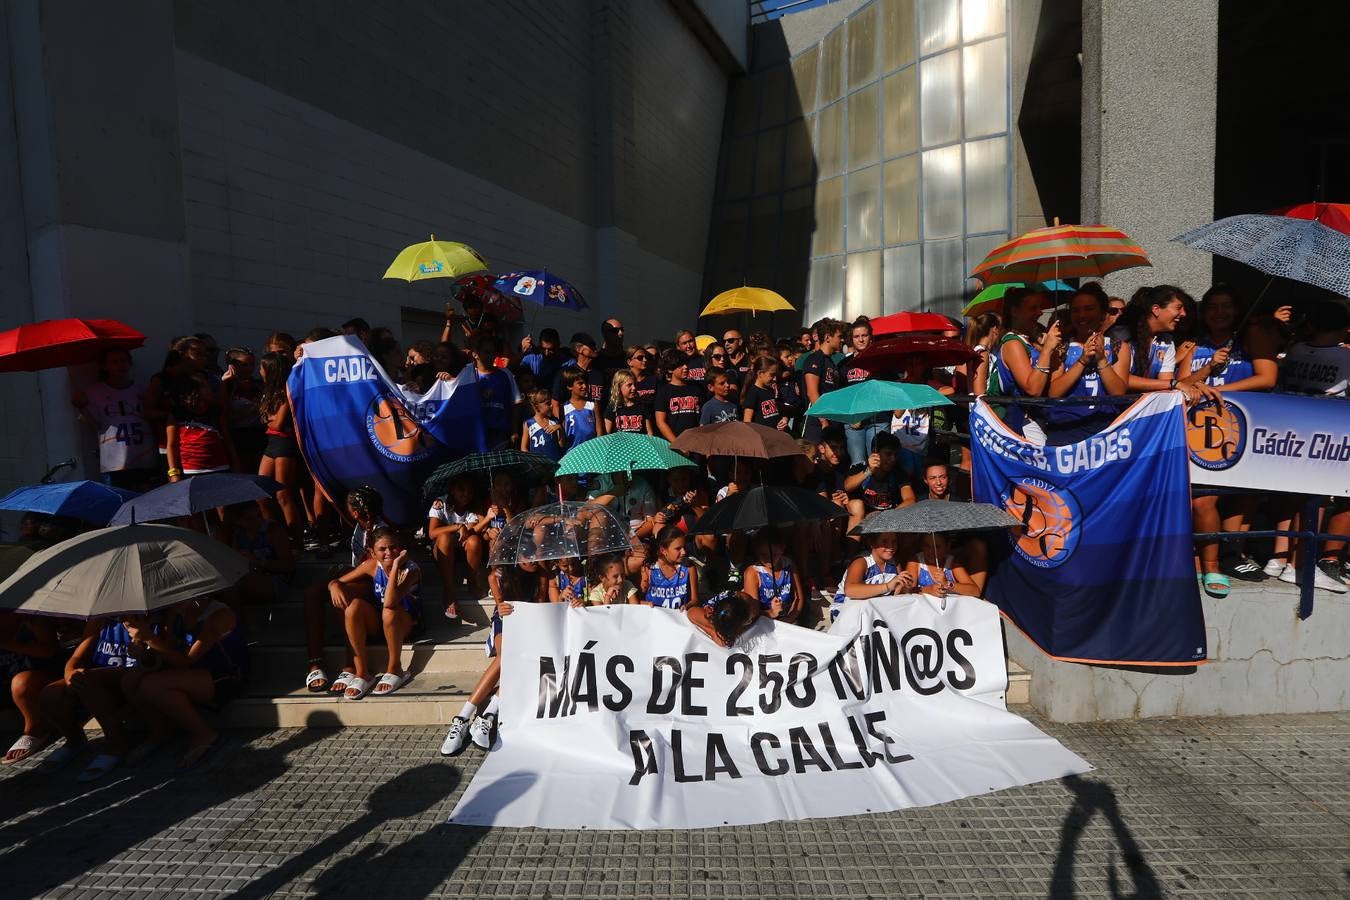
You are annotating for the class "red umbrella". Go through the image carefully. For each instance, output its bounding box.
[453,273,523,323]
[870,310,956,337]
[1269,202,1350,236]
[851,335,976,377]
[0,319,145,373]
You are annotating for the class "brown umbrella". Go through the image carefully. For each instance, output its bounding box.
[670,421,804,459]
[0,524,248,619]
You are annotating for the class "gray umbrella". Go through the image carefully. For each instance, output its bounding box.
[857,500,1019,534]
[0,524,248,619]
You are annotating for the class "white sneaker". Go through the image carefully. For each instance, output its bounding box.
[440,716,471,757]
[1278,564,1348,594]
[1263,559,1288,579]
[469,712,497,750]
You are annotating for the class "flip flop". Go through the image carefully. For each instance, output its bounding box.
[344,676,373,700]
[177,738,222,773]
[2,734,50,766]
[1202,572,1231,598]
[372,672,409,696]
[35,743,82,775]
[329,671,356,695]
[444,605,461,623]
[305,667,330,693]
[77,753,123,783]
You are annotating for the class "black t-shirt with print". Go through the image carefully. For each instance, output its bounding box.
[551,363,607,408]
[838,356,873,385]
[656,381,703,437]
[605,403,650,434]
[633,374,659,412]
[743,383,782,429]
[683,353,708,387]
[802,350,840,395]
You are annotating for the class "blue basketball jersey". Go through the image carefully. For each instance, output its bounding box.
[646,563,690,609]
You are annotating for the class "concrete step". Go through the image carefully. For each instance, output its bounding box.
[1006,659,1030,706]
[218,669,483,728]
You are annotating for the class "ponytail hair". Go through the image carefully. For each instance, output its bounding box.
[739,356,780,407]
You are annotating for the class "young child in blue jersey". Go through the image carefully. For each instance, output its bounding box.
[521,388,565,460]
[561,369,600,447]
[831,531,917,621]
[640,526,699,610]
[740,528,804,623]
[548,557,587,607]
[905,532,980,601]
[327,527,422,700]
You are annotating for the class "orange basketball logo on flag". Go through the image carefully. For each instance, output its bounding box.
[1000,477,1080,569]
[367,394,434,462]
[1186,399,1246,471]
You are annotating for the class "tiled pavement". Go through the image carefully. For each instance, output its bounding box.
[0,711,1346,899]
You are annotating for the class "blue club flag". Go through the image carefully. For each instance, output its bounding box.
[971,393,1207,665]
[288,336,486,525]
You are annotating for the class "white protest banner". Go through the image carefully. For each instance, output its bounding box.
[1186,391,1350,497]
[449,596,1091,830]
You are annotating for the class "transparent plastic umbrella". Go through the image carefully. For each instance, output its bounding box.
[488,501,633,566]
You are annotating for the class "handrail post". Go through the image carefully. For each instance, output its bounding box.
[1297,495,1322,621]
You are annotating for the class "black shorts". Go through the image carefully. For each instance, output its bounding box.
[263,433,301,459]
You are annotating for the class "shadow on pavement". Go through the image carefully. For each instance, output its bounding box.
[1049,774,1162,900]
[0,711,339,897]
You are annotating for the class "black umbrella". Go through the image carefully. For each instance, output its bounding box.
[422,449,558,499]
[690,485,846,535]
[856,500,1019,534]
[109,473,281,525]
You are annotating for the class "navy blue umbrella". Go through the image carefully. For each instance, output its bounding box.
[492,270,588,312]
[109,473,281,525]
[0,480,139,525]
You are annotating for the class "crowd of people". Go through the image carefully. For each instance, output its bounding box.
[1,282,1347,771]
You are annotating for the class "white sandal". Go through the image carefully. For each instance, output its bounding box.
[3,734,49,765]
[373,672,409,696]
[329,671,356,695]
[305,668,330,693]
[343,676,373,700]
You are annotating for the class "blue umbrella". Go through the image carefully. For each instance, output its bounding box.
[0,481,139,525]
[1173,214,1350,298]
[1040,279,1075,293]
[109,473,281,525]
[492,270,588,312]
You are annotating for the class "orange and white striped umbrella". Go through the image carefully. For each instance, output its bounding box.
[970,224,1151,285]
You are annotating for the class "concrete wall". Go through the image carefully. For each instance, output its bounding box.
[1007,582,1350,721]
[1081,0,1218,293]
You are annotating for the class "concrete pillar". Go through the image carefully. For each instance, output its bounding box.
[1081,0,1218,293]
[6,0,194,480]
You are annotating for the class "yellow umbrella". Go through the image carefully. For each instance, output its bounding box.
[382,235,489,282]
[700,287,795,317]
[694,334,717,353]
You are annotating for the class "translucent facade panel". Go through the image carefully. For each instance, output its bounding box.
[919,0,960,54]
[725,135,755,200]
[790,46,820,115]
[728,76,756,137]
[714,202,748,274]
[964,136,1007,234]
[881,0,916,72]
[882,67,917,158]
[784,118,815,188]
[820,27,845,105]
[813,176,845,257]
[754,127,785,195]
[920,51,961,147]
[846,251,882,319]
[817,101,846,179]
[882,154,920,245]
[808,256,845,322]
[962,37,1007,139]
[846,165,881,250]
[749,196,781,269]
[965,232,1008,291]
[961,0,1006,41]
[847,4,879,91]
[922,144,963,239]
[883,244,921,314]
[847,83,880,170]
[758,66,789,129]
[923,238,965,314]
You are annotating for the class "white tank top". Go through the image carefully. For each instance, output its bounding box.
[84,382,155,472]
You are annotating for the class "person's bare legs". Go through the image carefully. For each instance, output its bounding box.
[1192,494,1221,575]
[4,669,55,759]
[39,680,88,749]
[432,534,460,618]
[129,669,218,755]
[379,607,412,685]
[468,651,501,708]
[463,535,487,595]
[67,668,133,756]
[343,600,380,691]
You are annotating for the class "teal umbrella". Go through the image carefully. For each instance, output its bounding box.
[806,380,952,424]
[962,280,1072,318]
[555,432,694,477]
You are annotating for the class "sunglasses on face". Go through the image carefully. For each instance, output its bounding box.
[710,354,726,361]
[630,354,648,362]
[723,337,740,344]
[1108,307,1125,315]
